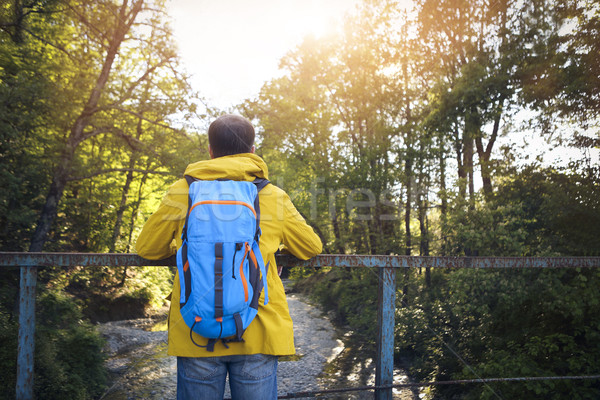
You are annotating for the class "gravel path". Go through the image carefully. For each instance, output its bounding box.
[98,289,416,399]
[98,291,343,399]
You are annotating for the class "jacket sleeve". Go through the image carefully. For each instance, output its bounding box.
[135,180,188,260]
[281,193,323,260]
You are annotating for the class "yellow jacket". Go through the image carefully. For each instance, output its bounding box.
[136,153,322,356]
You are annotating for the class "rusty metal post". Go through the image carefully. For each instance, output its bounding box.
[16,266,37,400]
[375,266,396,400]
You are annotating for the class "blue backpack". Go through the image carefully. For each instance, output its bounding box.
[177,176,270,352]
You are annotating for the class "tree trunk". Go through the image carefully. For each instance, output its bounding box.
[110,111,145,252]
[463,134,474,206]
[28,0,143,252]
[329,188,346,254]
[464,112,477,208]
[402,154,412,307]
[455,130,466,200]
[475,99,503,200]
[29,139,77,252]
[401,62,413,306]
[404,157,412,257]
[122,170,150,285]
[12,0,24,43]
[475,136,493,199]
[126,171,149,253]
[110,162,136,253]
[331,215,345,254]
[418,194,430,286]
[439,136,448,256]
[416,136,430,286]
[369,200,383,255]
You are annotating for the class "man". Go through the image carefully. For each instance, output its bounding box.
[136,114,322,399]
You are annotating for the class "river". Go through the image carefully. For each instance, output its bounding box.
[98,287,416,399]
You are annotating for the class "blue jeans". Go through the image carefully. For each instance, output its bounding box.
[177,354,278,400]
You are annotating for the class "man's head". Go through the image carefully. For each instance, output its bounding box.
[208,114,255,158]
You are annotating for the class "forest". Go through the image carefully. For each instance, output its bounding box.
[0,0,599,398]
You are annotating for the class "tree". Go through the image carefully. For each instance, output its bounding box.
[31,0,144,252]
[417,0,523,199]
[2,1,203,396]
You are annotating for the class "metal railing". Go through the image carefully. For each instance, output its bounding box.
[2,252,600,400]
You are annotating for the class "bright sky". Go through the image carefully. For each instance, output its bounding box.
[166,0,360,109]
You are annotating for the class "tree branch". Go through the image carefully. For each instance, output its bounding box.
[68,168,174,182]
[104,57,170,107]
[485,97,504,157]
[113,127,144,151]
[324,83,353,132]
[123,0,144,32]
[0,25,15,36]
[66,4,110,45]
[79,127,115,143]
[132,21,172,36]
[21,6,69,18]
[21,27,80,62]
[104,106,184,133]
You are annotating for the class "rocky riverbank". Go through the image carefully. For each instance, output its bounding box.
[97,288,415,399]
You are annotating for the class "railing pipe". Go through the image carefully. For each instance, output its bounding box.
[375,266,396,400]
[2,253,600,269]
[16,266,36,400]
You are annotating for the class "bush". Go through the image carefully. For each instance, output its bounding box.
[0,288,108,400]
[306,268,379,343]
[0,308,18,400]
[34,290,107,399]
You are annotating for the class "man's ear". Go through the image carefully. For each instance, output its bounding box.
[250,145,255,154]
[209,145,214,159]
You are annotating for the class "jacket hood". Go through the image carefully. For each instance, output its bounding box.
[183,153,269,181]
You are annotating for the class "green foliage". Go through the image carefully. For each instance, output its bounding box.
[0,14,59,252]
[397,166,600,398]
[54,265,173,322]
[0,270,19,399]
[295,164,600,399]
[243,2,410,256]
[302,268,379,343]
[446,166,600,256]
[250,1,599,395]
[399,267,600,399]
[1,0,198,396]
[0,286,107,400]
[34,290,107,399]
[0,309,18,400]
[287,266,319,281]
[445,195,533,256]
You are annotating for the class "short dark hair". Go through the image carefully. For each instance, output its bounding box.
[208,114,255,157]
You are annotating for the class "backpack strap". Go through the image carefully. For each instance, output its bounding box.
[251,178,270,306]
[252,178,270,239]
[233,312,244,340]
[206,339,216,352]
[214,243,224,320]
[179,175,198,308]
[182,175,198,242]
[189,317,211,350]
[253,178,270,191]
